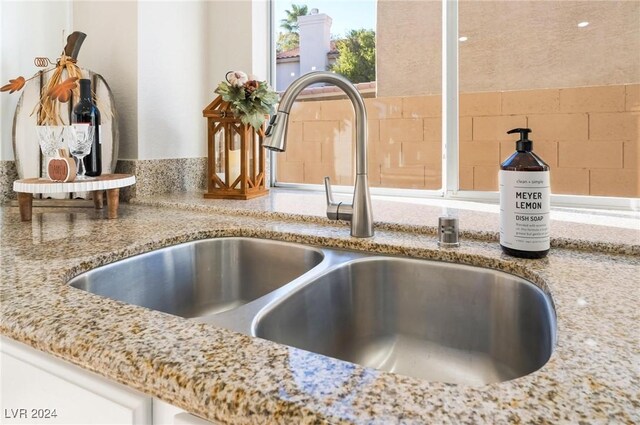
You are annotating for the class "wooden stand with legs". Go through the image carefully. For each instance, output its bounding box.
[93,190,104,209]
[12,174,135,222]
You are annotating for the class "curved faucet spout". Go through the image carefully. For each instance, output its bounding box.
[264,71,374,237]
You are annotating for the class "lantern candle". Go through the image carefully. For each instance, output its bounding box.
[215,149,241,183]
[229,149,240,181]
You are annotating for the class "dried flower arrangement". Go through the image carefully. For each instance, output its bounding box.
[1,64,81,125]
[0,32,85,125]
[214,71,278,131]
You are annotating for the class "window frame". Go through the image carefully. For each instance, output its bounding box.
[268,0,639,211]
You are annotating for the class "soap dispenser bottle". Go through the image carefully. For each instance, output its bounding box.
[499,128,550,259]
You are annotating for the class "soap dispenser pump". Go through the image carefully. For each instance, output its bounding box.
[499,128,550,259]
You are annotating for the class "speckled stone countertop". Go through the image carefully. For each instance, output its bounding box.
[1,192,639,424]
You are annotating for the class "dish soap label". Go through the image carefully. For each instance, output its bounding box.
[500,170,550,252]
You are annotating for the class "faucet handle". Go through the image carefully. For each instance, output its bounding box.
[324,176,336,205]
[324,176,353,221]
[324,177,339,220]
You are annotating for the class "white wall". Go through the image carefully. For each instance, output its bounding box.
[72,1,138,159]
[298,13,331,75]
[136,0,268,160]
[251,0,270,82]
[0,1,71,160]
[276,60,300,91]
[137,1,209,160]
[207,0,269,84]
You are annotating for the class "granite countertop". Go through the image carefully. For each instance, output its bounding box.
[1,190,639,424]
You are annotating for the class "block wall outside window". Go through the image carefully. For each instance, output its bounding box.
[276,84,639,198]
[278,96,443,190]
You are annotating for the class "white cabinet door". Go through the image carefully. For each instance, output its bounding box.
[153,399,218,425]
[0,337,152,425]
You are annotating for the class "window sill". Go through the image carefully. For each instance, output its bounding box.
[132,188,639,254]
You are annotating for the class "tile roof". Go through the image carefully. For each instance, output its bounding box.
[276,41,339,60]
[276,47,300,59]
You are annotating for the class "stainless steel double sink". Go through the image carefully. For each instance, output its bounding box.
[69,237,557,385]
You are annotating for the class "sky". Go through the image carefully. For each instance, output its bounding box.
[274,0,376,38]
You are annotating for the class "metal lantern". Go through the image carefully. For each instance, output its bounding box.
[202,96,269,200]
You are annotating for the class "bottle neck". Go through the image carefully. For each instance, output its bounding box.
[79,81,92,102]
[516,140,533,152]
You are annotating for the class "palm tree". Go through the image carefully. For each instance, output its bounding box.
[277,4,308,52]
[280,4,308,34]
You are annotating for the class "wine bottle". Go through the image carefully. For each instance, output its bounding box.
[73,78,101,176]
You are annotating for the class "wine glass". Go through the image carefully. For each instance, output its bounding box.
[65,125,95,180]
[36,126,65,157]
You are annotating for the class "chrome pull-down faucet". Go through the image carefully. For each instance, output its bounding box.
[264,71,374,238]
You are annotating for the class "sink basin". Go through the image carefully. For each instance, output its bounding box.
[70,236,556,385]
[69,237,324,318]
[253,257,556,385]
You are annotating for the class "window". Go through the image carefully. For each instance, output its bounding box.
[273,1,389,189]
[271,1,639,208]
[458,1,639,199]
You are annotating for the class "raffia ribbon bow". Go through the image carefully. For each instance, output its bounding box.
[31,54,83,125]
